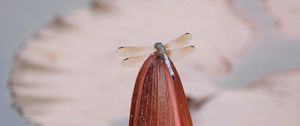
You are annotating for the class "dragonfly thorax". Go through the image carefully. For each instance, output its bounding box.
[154,42,167,59]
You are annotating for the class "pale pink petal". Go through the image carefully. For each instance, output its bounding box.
[263,0,300,39]
[194,69,300,126]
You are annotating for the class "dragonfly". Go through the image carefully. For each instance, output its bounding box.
[116,33,195,79]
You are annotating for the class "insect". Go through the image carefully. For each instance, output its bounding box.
[116,33,195,79]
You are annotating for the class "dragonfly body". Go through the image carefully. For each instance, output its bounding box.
[154,42,175,79]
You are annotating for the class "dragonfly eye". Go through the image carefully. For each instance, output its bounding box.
[154,42,163,49]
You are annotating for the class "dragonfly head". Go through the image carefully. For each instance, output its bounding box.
[154,42,163,49]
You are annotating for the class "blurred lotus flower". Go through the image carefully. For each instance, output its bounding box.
[9,0,300,126]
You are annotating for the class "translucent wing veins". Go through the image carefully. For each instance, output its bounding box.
[121,54,150,67]
[165,33,192,50]
[167,45,195,61]
[116,46,154,57]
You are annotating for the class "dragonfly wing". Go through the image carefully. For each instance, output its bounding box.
[165,33,192,50]
[116,46,154,57]
[121,54,150,67]
[167,45,195,61]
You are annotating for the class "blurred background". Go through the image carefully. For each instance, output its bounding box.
[0,1,89,125]
[1,0,300,126]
